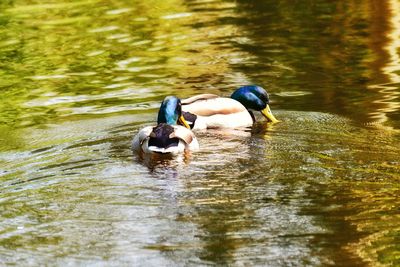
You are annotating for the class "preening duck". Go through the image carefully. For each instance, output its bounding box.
[181,85,279,129]
[132,96,199,154]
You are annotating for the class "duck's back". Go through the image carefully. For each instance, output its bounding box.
[182,94,253,129]
[132,124,199,154]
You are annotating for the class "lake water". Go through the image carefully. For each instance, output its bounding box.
[0,0,399,266]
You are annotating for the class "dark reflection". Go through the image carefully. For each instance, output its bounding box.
[194,203,256,264]
[173,123,327,265]
[175,132,257,265]
[366,0,400,129]
[135,152,192,171]
[300,184,368,267]
[232,0,400,128]
[149,110,399,265]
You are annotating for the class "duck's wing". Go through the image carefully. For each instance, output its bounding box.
[181,94,219,105]
[170,125,199,150]
[131,126,153,151]
[182,97,247,116]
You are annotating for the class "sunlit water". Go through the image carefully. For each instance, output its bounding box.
[1,0,399,266]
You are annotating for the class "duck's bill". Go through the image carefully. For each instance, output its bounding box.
[179,115,191,129]
[261,105,279,123]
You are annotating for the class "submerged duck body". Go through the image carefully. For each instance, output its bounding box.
[181,85,279,129]
[132,96,199,154]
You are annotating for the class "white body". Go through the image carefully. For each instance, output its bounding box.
[182,96,253,129]
[189,112,253,129]
[132,125,199,154]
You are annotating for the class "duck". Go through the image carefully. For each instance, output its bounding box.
[180,85,279,129]
[132,96,199,154]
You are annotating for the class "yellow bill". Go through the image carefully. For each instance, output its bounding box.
[261,104,279,123]
[179,115,191,129]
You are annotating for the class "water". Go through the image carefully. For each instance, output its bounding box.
[1,0,399,266]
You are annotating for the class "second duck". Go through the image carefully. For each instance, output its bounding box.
[181,85,279,129]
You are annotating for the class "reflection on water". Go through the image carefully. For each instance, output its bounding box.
[366,0,400,129]
[0,0,400,266]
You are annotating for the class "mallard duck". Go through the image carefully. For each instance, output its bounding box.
[132,96,199,154]
[181,85,279,129]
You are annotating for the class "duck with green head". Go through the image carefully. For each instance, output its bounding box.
[132,96,199,154]
[181,85,279,129]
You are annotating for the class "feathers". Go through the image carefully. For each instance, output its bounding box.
[182,97,246,116]
[132,124,199,154]
[180,86,278,129]
[132,86,277,156]
[182,111,198,129]
[148,123,180,149]
[169,125,194,144]
[181,94,218,105]
[132,95,198,155]
[182,96,253,129]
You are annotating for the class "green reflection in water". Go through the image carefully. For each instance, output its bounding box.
[0,0,399,266]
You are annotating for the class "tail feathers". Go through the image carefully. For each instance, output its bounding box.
[147,145,180,154]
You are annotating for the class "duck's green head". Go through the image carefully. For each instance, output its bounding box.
[157,96,190,128]
[231,85,279,123]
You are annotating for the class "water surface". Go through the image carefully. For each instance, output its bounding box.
[1,0,399,266]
